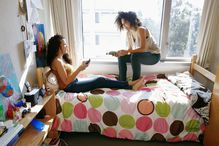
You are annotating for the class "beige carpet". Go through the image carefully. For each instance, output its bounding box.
[60,132,203,146]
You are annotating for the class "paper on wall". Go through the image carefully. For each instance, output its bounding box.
[26,22,34,41]
[30,8,40,24]
[31,0,43,10]
[26,0,32,22]
[24,40,35,59]
[26,0,41,23]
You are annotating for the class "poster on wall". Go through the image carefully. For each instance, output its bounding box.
[0,54,23,121]
[32,23,47,67]
[0,54,22,96]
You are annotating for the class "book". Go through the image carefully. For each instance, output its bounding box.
[0,123,24,146]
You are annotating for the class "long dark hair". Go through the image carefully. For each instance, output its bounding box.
[115,11,142,31]
[46,34,72,67]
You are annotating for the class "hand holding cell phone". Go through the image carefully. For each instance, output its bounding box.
[79,59,90,71]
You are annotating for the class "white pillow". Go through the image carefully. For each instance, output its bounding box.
[44,68,59,93]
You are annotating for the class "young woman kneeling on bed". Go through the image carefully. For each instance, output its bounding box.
[46,34,144,95]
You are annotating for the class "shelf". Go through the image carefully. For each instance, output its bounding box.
[14,116,54,146]
[14,93,55,146]
[18,93,53,128]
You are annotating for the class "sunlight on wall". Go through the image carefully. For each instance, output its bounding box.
[19,53,35,92]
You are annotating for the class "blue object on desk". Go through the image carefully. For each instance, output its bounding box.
[30,119,45,131]
[14,100,25,107]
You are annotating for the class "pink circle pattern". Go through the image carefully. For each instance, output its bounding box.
[154,118,169,133]
[74,103,87,119]
[106,90,120,96]
[136,116,152,132]
[118,129,134,140]
[61,119,73,132]
[88,108,102,123]
[102,127,117,138]
[121,99,136,114]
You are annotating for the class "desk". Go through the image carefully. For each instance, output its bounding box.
[14,92,56,146]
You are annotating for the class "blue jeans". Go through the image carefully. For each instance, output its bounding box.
[64,77,132,93]
[118,52,160,81]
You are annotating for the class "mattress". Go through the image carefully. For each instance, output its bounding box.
[52,74,206,142]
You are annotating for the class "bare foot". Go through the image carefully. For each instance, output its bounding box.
[132,78,145,91]
[128,77,143,86]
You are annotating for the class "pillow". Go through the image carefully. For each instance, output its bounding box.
[167,71,212,124]
[43,67,59,93]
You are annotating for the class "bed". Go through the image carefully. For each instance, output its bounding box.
[36,55,219,146]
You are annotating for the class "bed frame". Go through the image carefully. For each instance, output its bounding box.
[36,55,219,146]
[190,55,219,146]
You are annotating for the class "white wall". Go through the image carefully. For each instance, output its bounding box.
[0,0,46,92]
[0,0,23,75]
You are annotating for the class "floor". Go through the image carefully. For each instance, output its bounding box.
[60,132,204,146]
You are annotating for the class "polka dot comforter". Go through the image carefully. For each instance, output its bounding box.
[52,74,205,142]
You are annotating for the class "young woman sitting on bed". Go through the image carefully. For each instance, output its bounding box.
[46,34,144,96]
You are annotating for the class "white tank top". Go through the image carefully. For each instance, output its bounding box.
[128,28,160,54]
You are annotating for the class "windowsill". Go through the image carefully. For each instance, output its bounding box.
[84,58,191,75]
[89,58,191,65]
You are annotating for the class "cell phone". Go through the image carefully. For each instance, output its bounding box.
[85,59,91,64]
[106,51,117,56]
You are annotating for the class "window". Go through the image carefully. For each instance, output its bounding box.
[82,0,204,60]
[166,0,204,58]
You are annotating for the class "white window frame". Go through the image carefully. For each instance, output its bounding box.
[160,0,171,61]
[79,0,204,63]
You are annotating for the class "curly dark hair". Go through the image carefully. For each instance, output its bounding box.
[46,34,72,67]
[63,53,72,64]
[115,11,142,31]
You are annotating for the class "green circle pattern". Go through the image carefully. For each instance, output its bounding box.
[185,120,200,132]
[119,115,135,129]
[155,101,170,117]
[88,95,103,108]
[62,102,74,118]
